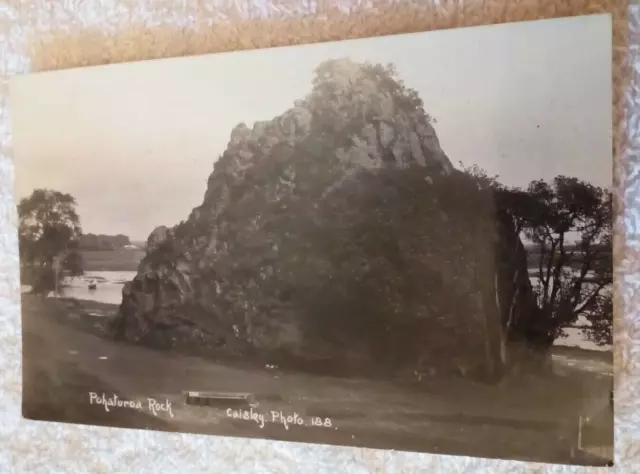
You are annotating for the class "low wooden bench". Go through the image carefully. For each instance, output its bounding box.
[183,391,258,408]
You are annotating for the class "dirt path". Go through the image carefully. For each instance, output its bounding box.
[21,296,613,466]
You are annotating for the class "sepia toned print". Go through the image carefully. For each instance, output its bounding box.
[11,14,613,466]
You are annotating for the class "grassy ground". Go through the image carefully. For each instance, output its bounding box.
[21,295,613,466]
[21,297,173,433]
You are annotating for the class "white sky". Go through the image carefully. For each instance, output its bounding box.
[11,14,612,241]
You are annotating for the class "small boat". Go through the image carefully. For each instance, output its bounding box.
[88,280,97,291]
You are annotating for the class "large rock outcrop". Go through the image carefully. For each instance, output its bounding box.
[112,59,537,380]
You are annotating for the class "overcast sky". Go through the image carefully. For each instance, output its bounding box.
[11,14,612,241]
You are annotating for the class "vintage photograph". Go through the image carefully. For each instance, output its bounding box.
[11,14,613,466]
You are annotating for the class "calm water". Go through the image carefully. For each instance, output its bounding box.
[59,271,137,305]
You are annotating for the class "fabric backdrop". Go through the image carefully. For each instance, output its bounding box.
[0,0,636,472]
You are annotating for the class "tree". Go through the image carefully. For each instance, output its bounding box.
[78,233,131,250]
[307,59,435,152]
[498,176,612,347]
[18,189,83,294]
[63,241,85,277]
[458,161,503,190]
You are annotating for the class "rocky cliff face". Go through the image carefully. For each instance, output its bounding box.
[112,59,536,380]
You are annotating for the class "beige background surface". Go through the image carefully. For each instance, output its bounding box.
[0,0,635,472]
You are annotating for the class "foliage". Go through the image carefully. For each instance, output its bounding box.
[78,233,130,250]
[18,189,83,293]
[63,245,85,277]
[122,59,612,384]
[126,61,517,377]
[204,155,500,371]
[495,177,612,346]
[307,59,433,145]
[456,163,613,347]
[458,161,503,190]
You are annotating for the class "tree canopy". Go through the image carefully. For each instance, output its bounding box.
[78,233,131,250]
[495,176,612,346]
[18,189,84,293]
[458,162,613,347]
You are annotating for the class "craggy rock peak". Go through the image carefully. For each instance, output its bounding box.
[198,58,452,222]
[112,59,536,380]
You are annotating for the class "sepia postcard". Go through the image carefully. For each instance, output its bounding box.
[11,14,614,466]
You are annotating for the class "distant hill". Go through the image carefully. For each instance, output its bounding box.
[79,233,133,251]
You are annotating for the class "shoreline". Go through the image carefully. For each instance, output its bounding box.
[74,249,612,354]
